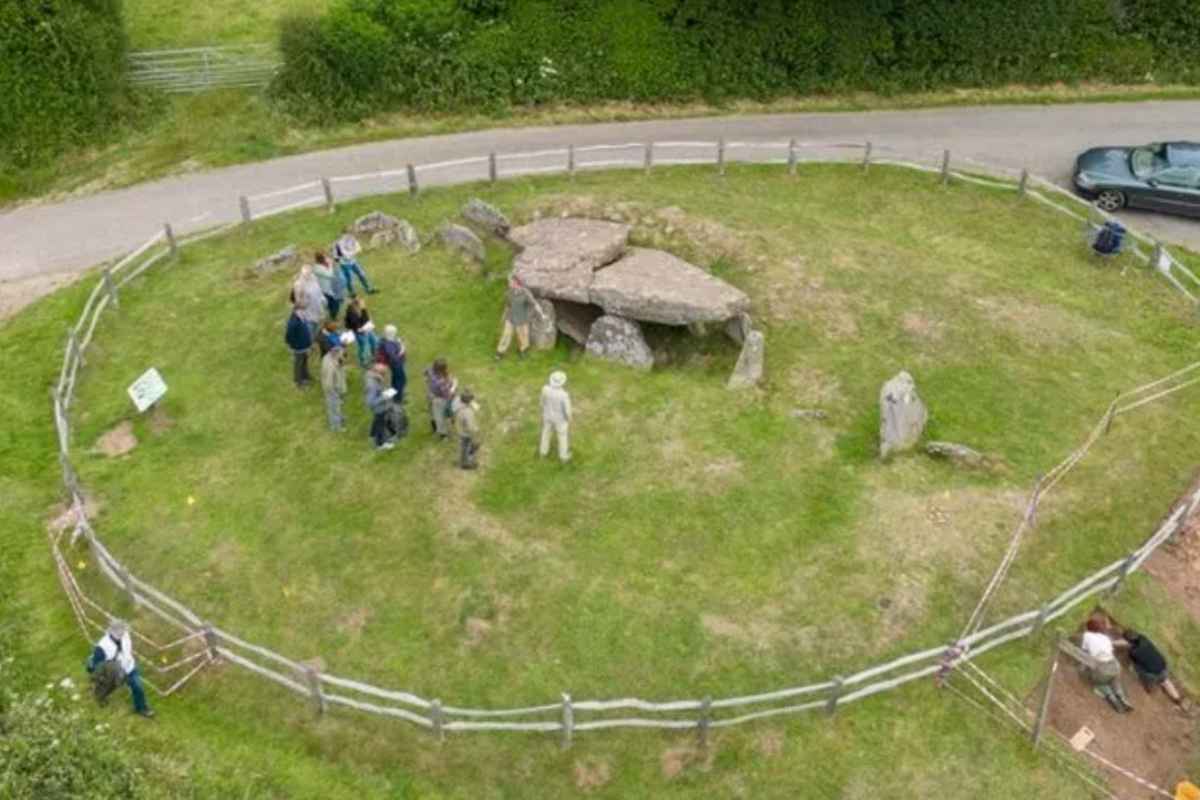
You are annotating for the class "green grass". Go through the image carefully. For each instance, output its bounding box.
[124,0,329,49]
[4,163,1200,797]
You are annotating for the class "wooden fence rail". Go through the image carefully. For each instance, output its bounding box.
[46,141,1200,740]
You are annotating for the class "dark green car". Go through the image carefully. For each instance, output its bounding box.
[1073,142,1200,217]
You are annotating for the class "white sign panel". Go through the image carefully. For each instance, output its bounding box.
[127,368,168,413]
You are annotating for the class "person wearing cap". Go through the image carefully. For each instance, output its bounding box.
[284,303,314,388]
[313,252,347,320]
[333,233,377,296]
[85,619,153,718]
[344,295,377,368]
[539,370,572,462]
[1081,617,1133,713]
[1117,629,1183,704]
[377,325,407,404]
[495,273,544,361]
[320,339,349,432]
[364,363,395,450]
[452,389,481,469]
[423,358,456,439]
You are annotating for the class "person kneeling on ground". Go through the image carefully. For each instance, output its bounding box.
[85,619,153,718]
[1082,617,1134,713]
[495,273,544,361]
[321,339,349,432]
[1118,629,1184,704]
[453,389,480,469]
[365,363,396,450]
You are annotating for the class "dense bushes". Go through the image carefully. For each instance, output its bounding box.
[274,0,1200,120]
[0,0,135,170]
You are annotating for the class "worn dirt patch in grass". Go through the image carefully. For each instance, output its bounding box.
[974,295,1126,349]
[95,420,138,457]
[573,757,613,792]
[1142,475,1200,626]
[660,743,715,780]
[434,464,555,562]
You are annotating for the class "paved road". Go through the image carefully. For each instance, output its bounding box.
[3,100,1200,284]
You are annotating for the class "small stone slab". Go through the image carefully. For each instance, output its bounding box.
[440,223,485,263]
[589,248,750,325]
[925,441,987,469]
[252,245,297,277]
[463,198,510,238]
[585,315,653,371]
[510,219,630,304]
[727,329,764,390]
[351,212,420,252]
[879,371,928,458]
[554,300,604,345]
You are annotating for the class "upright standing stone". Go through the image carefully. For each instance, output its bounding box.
[463,199,511,238]
[529,298,557,350]
[585,315,654,370]
[727,329,764,390]
[879,371,928,458]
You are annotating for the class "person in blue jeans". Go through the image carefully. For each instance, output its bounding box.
[344,295,377,368]
[378,324,407,403]
[333,234,377,296]
[86,619,154,718]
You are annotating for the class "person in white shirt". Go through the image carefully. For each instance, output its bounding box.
[539,371,572,463]
[85,619,154,718]
[1081,617,1133,713]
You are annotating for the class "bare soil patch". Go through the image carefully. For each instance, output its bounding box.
[1142,476,1200,624]
[973,295,1125,349]
[660,743,715,780]
[572,757,613,792]
[95,420,137,457]
[0,271,84,323]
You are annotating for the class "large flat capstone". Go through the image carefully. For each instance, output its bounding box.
[589,248,750,325]
[510,219,630,304]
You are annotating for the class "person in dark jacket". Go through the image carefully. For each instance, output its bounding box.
[317,320,341,358]
[364,363,395,450]
[285,304,313,388]
[423,358,456,439]
[1119,630,1183,703]
[377,324,407,404]
[344,296,377,368]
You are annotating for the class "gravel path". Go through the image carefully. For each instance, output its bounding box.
[3,100,1199,287]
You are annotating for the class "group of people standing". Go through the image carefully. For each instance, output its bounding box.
[282,237,573,468]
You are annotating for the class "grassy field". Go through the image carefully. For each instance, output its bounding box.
[124,0,328,49]
[6,164,1200,797]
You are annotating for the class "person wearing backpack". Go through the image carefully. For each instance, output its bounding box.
[85,619,153,718]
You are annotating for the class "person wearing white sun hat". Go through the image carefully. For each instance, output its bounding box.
[539,370,572,462]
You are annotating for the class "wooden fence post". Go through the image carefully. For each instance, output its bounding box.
[1110,553,1138,595]
[239,195,252,224]
[321,177,335,213]
[826,675,845,715]
[488,152,498,183]
[697,695,712,748]
[940,149,951,186]
[164,223,178,259]
[1031,635,1059,748]
[567,144,576,179]
[862,141,873,171]
[202,625,220,662]
[102,269,119,309]
[1018,169,1029,196]
[717,138,726,176]
[305,665,326,715]
[643,142,653,175]
[406,164,418,198]
[561,692,574,749]
[787,138,798,176]
[431,699,445,742]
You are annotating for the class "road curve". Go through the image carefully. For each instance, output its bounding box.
[3,100,1200,283]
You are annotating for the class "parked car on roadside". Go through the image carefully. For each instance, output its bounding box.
[1073,142,1200,217]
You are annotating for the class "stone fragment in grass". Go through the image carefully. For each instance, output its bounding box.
[251,245,297,277]
[554,300,603,345]
[95,421,137,457]
[462,198,510,238]
[510,218,630,303]
[727,329,764,390]
[585,315,653,370]
[351,211,420,252]
[925,441,987,469]
[879,371,927,458]
[791,408,828,420]
[439,223,485,263]
[590,247,750,325]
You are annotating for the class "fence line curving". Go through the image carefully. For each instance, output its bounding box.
[48,139,1200,741]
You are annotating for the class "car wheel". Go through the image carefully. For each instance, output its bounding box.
[1095,189,1126,212]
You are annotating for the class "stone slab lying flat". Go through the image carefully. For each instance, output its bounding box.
[510,219,630,304]
[589,248,750,325]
